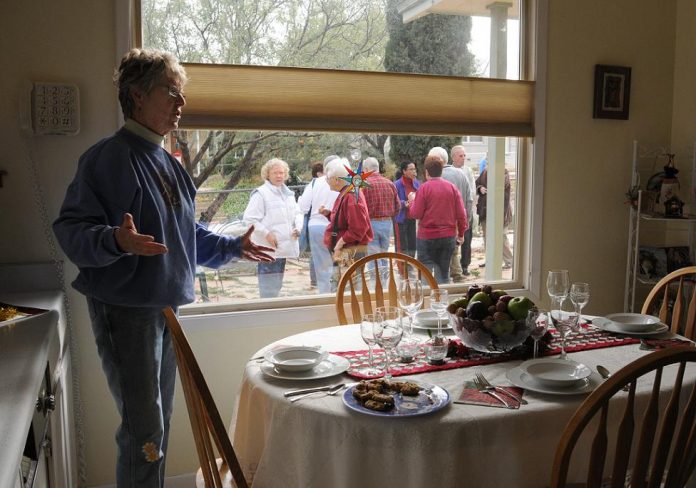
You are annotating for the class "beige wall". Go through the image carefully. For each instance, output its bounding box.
[0,0,691,485]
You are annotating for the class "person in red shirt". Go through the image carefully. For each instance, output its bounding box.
[320,158,373,267]
[362,157,400,257]
[408,155,468,283]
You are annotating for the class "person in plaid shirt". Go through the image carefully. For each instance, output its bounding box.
[362,157,401,258]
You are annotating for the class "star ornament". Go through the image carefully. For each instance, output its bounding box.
[339,161,376,201]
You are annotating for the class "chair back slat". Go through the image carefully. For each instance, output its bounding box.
[671,277,684,332]
[642,266,696,339]
[163,307,249,488]
[387,260,399,307]
[336,252,439,325]
[649,365,685,487]
[587,406,608,486]
[632,370,663,487]
[666,380,696,487]
[686,285,696,340]
[551,347,696,488]
[610,385,636,487]
[373,260,384,307]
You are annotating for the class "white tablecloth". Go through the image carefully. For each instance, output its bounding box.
[232,325,695,488]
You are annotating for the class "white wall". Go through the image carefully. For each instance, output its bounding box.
[0,0,689,485]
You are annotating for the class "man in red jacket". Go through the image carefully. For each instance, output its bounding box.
[408,155,468,283]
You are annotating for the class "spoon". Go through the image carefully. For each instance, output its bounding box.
[597,365,630,391]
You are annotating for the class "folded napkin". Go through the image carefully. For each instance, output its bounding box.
[640,338,693,350]
[453,381,524,409]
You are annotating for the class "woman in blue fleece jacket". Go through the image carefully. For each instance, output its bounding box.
[53,48,272,487]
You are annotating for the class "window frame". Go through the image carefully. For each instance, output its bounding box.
[119,0,547,316]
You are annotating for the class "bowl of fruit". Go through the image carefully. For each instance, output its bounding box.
[447,285,538,354]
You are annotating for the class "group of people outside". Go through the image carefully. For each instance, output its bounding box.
[240,142,513,296]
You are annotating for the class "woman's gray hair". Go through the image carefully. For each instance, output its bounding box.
[428,146,449,165]
[260,158,289,181]
[113,48,188,119]
[325,158,350,179]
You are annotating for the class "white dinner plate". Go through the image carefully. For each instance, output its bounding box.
[593,317,669,337]
[519,358,592,387]
[411,310,452,331]
[260,354,350,380]
[342,380,450,417]
[506,366,602,395]
[605,313,661,332]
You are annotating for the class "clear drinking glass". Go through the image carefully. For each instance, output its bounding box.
[549,298,579,360]
[570,282,590,330]
[429,289,449,336]
[546,270,570,307]
[528,308,549,359]
[372,313,404,379]
[358,313,384,377]
[398,279,423,337]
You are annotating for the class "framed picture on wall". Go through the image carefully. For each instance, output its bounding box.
[593,64,631,120]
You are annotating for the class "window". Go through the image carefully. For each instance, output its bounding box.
[136,0,540,312]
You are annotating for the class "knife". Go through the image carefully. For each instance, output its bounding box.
[283,383,343,397]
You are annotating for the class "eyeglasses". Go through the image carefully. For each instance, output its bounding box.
[160,84,186,101]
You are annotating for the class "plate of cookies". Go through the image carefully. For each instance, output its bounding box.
[342,378,450,417]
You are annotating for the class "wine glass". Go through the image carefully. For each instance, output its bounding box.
[372,312,404,379]
[546,270,570,309]
[528,308,549,359]
[549,298,579,360]
[398,279,423,337]
[570,282,590,330]
[358,313,384,377]
[429,289,449,336]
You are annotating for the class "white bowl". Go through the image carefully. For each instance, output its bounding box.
[520,359,592,388]
[414,310,441,326]
[264,347,328,372]
[605,313,661,332]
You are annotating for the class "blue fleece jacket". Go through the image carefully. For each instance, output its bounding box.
[53,127,241,307]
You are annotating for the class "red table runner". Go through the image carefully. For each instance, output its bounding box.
[334,328,641,379]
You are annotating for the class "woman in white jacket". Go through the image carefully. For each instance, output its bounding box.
[243,158,304,298]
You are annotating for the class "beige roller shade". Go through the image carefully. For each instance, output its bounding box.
[179,63,534,137]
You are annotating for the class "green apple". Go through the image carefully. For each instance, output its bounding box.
[507,296,534,320]
[491,320,515,336]
[470,291,493,307]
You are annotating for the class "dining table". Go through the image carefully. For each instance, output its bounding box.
[231,319,696,488]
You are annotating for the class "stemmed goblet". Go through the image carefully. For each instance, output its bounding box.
[549,298,579,360]
[570,282,590,330]
[429,289,449,337]
[398,279,423,337]
[528,308,549,359]
[358,313,384,377]
[546,269,570,310]
[372,312,404,379]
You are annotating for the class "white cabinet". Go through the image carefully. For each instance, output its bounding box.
[624,141,696,312]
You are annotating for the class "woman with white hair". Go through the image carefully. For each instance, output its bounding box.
[320,158,373,269]
[244,158,304,297]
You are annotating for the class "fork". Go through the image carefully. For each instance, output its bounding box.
[475,371,527,405]
[289,383,346,403]
[473,375,513,409]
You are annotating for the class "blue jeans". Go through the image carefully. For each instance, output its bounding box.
[258,258,286,298]
[368,219,392,272]
[309,224,334,293]
[87,298,176,488]
[417,236,456,284]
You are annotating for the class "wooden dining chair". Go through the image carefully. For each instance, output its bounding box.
[335,251,439,325]
[641,265,696,340]
[162,307,248,488]
[550,347,696,488]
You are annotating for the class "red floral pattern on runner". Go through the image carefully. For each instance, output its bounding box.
[334,328,641,379]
